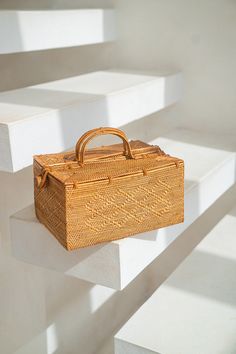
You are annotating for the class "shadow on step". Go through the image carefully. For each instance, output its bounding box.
[165,248,236,307]
[161,127,236,152]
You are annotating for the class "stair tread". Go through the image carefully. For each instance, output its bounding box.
[0,9,115,54]
[0,71,175,124]
[10,129,236,290]
[115,202,236,354]
[0,70,182,172]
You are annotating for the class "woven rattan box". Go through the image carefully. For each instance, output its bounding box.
[34,127,184,250]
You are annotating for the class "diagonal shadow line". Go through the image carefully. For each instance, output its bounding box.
[165,249,236,307]
[0,68,164,110]
[229,207,236,218]
[160,127,236,153]
[0,88,103,109]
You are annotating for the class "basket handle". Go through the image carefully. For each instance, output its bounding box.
[75,127,135,165]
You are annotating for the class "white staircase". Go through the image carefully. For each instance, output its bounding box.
[0,9,115,54]
[1,5,236,354]
[115,203,236,354]
[10,129,236,289]
[0,70,182,172]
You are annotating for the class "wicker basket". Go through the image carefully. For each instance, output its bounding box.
[34,127,184,250]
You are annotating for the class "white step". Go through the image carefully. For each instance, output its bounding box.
[0,70,182,172]
[10,129,236,290]
[115,203,236,354]
[0,9,115,54]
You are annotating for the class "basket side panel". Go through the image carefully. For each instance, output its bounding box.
[65,163,184,249]
[34,161,67,249]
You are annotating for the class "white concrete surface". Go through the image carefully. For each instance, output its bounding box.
[115,204,236,354]
[10,129,236,289]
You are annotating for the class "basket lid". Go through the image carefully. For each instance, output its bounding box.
[34,140,182,187]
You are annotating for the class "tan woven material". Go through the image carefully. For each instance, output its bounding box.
[34,127,184,250]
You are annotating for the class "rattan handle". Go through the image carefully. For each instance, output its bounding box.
[75,127,134,165]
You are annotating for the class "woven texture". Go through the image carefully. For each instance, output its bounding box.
[34,127,184,250]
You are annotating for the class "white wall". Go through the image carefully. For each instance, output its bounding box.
[116,0,236,135]
[0,1,235,354]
